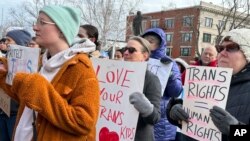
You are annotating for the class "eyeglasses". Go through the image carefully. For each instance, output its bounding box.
[35,18,55,26]
[215,43,240,53]
[124,47,137,54]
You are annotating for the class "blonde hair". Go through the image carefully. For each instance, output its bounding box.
[128,36,151,55]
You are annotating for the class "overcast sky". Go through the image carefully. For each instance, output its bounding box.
[0,0,223,15]
[0,0,223,27]
[140,0,222,12]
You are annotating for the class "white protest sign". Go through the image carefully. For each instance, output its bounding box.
[0,88,10,117]
[6,45,40,85]
[182,66,233,141]
[91,58,147,141]
[147,58,173,96]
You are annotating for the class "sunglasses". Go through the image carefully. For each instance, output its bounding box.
[215,43,240,53]
[124,47,137,54]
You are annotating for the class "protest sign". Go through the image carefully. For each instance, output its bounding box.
[182,66,233,141]
[6,45,40,85]
[0,89,10,117]
[147,58,173,96]
[91,58,147,141]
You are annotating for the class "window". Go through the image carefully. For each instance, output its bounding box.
[183,16,193,26]
[180,47,191,56]
[203,33,211,43]
[165,19,174,28]
[182,32,192,42]
[151,20,159,28]
[166,48,172,56]
[218,20,225,29]
[166,33,173,42]
[205,17,213,27]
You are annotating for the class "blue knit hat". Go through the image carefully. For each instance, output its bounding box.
[6,30,32,46]
[40,5,80,46]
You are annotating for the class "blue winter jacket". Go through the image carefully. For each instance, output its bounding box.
[142,28,183,141]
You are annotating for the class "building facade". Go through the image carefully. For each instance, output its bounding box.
[126,1,250,63]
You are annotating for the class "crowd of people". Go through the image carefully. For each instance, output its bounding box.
[0,4,249,141]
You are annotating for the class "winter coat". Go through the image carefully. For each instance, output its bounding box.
[192,59,217,66]
[167,63,250,141]
[142,28,182,140]
[135,70,161,141]
[0,54,100,141]
[222,63,250,141]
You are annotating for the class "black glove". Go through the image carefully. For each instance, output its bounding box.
[210,106,239,135]
[169,104,189,122]
[129,92,153,117]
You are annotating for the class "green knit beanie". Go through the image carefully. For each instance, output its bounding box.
[40,5,80,46]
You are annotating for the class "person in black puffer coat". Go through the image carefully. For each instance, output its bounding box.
[166,28,250,141]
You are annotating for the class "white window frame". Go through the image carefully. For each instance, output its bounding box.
[151,19,159,28]
[166,32,174,43]
[165,18,174,28]
[205,17,213,28]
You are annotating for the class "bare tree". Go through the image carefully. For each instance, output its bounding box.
[4,0,141,50]
[215,0,250,44]
[69,0,141,47]
[5,0,69,29]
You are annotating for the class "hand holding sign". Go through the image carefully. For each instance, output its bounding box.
[170,104,189,122]
[6,45,40,85]
[182,66,233,141]
[129,92,153,117]
[210,106,239,135]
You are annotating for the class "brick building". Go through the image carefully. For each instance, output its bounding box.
[126,1,250,63]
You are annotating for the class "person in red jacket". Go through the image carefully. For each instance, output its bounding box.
[192,45,217,66]
[182,46,217,84]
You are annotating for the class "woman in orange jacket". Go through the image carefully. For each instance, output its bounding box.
[0,5,100,141]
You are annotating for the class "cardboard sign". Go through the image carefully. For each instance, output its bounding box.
[6,45,40,85]
[91,58,147,141]
[182,66,233,141]
[0,88,10,117]
[147,58,173,96]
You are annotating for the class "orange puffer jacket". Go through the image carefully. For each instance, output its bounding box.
[0,54,100,141]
